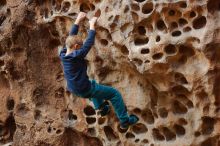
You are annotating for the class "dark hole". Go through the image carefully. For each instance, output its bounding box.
[168,10,176,16]
[164,44,177,55]
[34,110,41,120]
[156,35,161,42]
[124,5,130,13]
[86,117,96,124]
[201,116,215,135]
[47,126,52,133]
[95,9,101,17]
[134,0,145,2]
[193,16,207,29]
[68,110,77,121]
[183,26,192,32]
[152,128,165,141]
[135,139,140,143]
[141,48,150,54]
[56,129,62,134]
[104,126,119,141]
[61,2,70,13]
[90,4,96,11]
[5,114,16,141]
[138,26,146,35]
[98,117,106,125]
[170,22,178,29]
[131,123,148,134]
[131,4,140,11]
[0,0,6,7]
[80,3,90,13]
[162,127,176,141]
[0,60,4,67]
[178,18,188,26]
[173,124,185,136]
[172,30,182,37]
[142,139,149,143]
[125,132,135,139]
[142,2,154,14]
[179,45,195,57]
[174,72,188,84]
[179,1,187,8]
[84,105,96,116]
[87,128,96,136]
[133,108,142,114]
[186,100,194,108]
[0,16,6,26]
[68,13,77,17]
[172,100,188,114]
[178,118,188,125]
[178,55,187,64]
[134,37,149,45]
[100,39,108,46]
[156,19,166,31]
[190,11,196,18]
[194,131,201,137]
[133,58,143,66]
[120,45,129,55]
[158,108,168,118]
[6,98,15,111]
[152,53,163,60]
[141,108,155,124]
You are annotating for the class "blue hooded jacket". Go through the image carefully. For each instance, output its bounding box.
[59,24,96,94]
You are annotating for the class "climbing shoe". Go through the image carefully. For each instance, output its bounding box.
[120,114,139,130]
[98,101,111,117]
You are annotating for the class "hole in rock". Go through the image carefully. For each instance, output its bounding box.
[142,139,149,144]
[156,35,161,42]
[0,60,4,67]
[5,114,16,140]
[172,85,189,95]
[68,110,77,121]
[120,45,129,55]
[124,5,129,13]
[172,100,188,114]
[135,0,145,3]
[178,118,188,125]
[141,108,154,124]
[56,129,62,134]
[84,105,96,116]
[162,127,176,141]
[172,30,182,37]
[190,11,196,18]
[100,39,108,46]
[201,116,215,135]
[61,1,70,13]
[186,100,194,108]
[173,124,185,136]
[131,12,139,22]
[125,132,135,139]
[170,22,178,29]
[90,4,96,11]
[179,1,187,8]
[158,108,168,118]
[0,0,6,7]
[193,16,207,29]
[194,131,201,137]
[68,13,77,17]
[131,4,140,11]
[174,73,188,84]
[142,2,154,14]
[145,60,150,63]
[133,108,142,114]
[168,10,176,16]
[34,110,41,120]
[183,26,191,32]
[138,26,146,35]
[104,126,119,141]
[131,123,148,134]
[134,37,149,45]
[7,98,15,111]
[95,9,101,17]
[156,19,166,31]
[135,139,140,143]
[141,48,150,54]
[178,18,188,26]
[86,117,96,124]
[152,53,163,60]
[164,44,177,55]
[152,128,165,141]
[80,3,90,13]
[88,128,96,136]
[47,127,52,133]
[133,58,143,66]
[179,45,195,57]
[0,16,6,26]
[98,117,106,125]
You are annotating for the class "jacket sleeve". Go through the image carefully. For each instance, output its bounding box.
[69,24,79,36]
[71,30,96,58]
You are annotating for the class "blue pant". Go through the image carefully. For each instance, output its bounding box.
[77,80,129,124]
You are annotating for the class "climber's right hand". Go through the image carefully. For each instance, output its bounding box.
[75,12,86,25]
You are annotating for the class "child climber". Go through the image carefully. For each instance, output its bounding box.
[59,12,139,129]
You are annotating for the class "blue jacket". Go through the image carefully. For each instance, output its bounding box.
[59,24,96,94]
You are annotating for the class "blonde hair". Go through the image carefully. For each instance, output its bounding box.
[65,35,83,49]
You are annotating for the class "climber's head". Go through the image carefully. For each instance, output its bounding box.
[65,35,83,51]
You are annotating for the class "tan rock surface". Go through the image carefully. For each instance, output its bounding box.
[0,0,220,146]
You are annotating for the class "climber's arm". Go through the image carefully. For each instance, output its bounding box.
[69,12,86,36]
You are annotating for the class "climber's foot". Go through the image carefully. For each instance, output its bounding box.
[97,101,110,117]
[120,114,139,130]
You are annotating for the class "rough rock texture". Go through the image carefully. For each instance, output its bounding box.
[0,0,220,146]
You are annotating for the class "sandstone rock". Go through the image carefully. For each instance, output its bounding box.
[0,0,220,146]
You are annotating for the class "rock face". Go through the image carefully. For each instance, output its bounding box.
[0,0,220,146]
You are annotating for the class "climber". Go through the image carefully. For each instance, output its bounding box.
[59,12,139,130]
